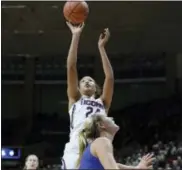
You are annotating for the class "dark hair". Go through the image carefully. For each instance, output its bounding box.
[78,76,102,98]
[95,83,102,98]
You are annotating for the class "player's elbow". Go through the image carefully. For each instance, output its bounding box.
[67,61,77,69]
[104,76,114,87]
[106,75,114,81]
[103,164,119,169]
[67,65,77,78]
[101,156,119,169]
[105,71,114,80]
[67,87,79,99]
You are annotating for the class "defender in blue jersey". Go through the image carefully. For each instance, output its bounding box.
[77,114,155,169]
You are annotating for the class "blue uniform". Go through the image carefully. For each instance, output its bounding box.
[79,143,104,169]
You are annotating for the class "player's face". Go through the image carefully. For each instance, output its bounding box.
[100,115,119,134]
[25,155,39,170]
[79,76,96,96]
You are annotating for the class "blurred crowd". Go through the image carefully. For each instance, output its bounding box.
[2,95,182,170]
[118,141,182,170]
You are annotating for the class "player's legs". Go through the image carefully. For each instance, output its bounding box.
[62,153,79,169]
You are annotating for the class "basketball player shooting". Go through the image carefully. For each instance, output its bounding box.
[61,22,114,169]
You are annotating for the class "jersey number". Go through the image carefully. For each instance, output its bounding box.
[70,105,101,129]
[86,107,100,118]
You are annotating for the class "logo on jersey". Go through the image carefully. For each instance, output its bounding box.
[81,99,104,109]
[70,99,104,129]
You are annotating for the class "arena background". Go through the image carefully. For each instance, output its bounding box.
[1,1,182,169]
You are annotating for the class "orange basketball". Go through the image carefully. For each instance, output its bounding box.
[63,0,89,24]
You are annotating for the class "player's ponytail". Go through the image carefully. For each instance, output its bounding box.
[76,130,87,168]
[76,114,103,168]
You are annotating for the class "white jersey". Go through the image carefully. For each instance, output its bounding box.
[63,96,106,155]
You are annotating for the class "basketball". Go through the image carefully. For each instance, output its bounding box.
[63,0,89,24]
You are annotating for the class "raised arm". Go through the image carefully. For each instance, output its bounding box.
[92,137,119,169]
[66,22,84,109]
[98,28,114,113]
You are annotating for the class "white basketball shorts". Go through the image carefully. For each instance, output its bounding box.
[61,153,79,169]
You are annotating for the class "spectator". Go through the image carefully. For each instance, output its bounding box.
[23,154,39,170]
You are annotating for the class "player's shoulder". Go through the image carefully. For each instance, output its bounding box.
[91,137,113,156]
[95,97,103,103]
[69,97,82,108]
[93,137,111,147]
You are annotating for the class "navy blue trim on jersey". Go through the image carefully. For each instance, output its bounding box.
[70,104,76,129]
[61,158,66,169]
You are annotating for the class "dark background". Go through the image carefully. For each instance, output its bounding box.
[1,1,182,169]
